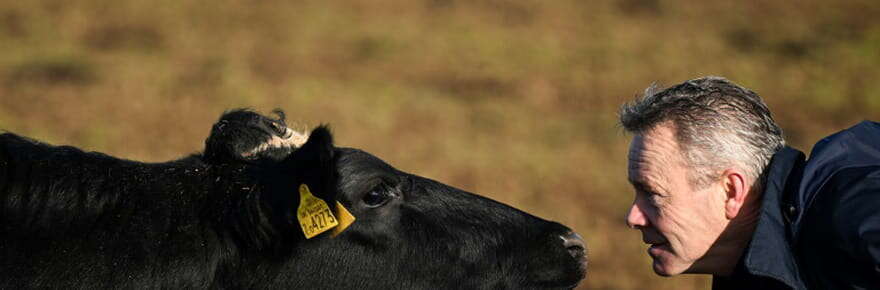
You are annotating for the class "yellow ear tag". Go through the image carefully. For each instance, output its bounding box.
[330,201,356,238]
[297,184,339,239]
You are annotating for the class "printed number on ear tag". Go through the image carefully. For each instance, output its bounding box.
[297,184,339,239]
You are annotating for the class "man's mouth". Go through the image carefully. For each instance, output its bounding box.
[647,243,669,257]
[642,236,667,245]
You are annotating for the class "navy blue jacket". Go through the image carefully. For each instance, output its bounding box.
[713,121,880,289]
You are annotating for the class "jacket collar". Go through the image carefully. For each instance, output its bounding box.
[737,146,807,290]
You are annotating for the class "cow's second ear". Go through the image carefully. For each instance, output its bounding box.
[286,125,337,201]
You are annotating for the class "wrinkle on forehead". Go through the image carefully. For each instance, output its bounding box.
[627,125,681,194]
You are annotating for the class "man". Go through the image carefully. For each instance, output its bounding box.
[621,76,880,289]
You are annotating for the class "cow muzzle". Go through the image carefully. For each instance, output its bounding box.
[560,232,586,260]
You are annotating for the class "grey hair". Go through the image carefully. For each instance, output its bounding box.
[619,76,785,189]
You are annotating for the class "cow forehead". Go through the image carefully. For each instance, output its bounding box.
[332,148,406,193]
[335,148,397,173]
[333,148,463,194]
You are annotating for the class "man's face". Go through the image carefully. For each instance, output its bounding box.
[625,124,728,276]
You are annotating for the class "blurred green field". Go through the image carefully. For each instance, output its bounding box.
[1,0,879,289]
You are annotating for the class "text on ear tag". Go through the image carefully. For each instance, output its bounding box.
[330,202,356,238]
[297,184,339,239]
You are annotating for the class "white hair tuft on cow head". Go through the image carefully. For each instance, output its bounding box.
[241,127,309,158]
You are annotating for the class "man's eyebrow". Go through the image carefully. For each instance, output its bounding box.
[629,178,668,196]
[628,178,654,192]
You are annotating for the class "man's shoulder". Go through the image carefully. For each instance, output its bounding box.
[800,165,880,237]
[796,120,880,244]
[798,121,880,218]
[794,165,880,288]
[804,120,880,179]
[792,120,880,289]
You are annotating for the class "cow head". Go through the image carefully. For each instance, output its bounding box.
[204,109,306,162]
[212,110,587,289]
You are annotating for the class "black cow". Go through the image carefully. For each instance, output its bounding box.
[0,109,587,289]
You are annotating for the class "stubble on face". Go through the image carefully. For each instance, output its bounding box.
[627,124,728,276]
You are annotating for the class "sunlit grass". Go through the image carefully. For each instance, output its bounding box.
[1,1,878,288]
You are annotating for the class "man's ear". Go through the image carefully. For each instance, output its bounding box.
[285,125,337,202]
[722,169,748,220]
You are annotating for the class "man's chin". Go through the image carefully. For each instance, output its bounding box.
[649,244,681,276]
[652,260,676,277]
[651,257,688,277]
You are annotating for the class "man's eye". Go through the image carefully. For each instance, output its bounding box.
[648,193,663,204]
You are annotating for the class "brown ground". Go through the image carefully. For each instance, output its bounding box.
[1,1,879,288]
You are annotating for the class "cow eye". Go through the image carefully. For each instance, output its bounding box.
[362,184,392,208]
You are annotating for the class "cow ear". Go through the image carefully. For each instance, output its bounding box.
[285,125,337,201]
[253,125,337,245]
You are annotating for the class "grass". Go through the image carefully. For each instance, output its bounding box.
[2,1,879,288]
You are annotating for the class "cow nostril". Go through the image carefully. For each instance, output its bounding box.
[560,232,585,258]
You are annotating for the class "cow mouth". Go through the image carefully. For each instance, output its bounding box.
[525,232,588,289]
[523,256,587,290]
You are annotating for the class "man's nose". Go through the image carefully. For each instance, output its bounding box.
[626,202,648,229]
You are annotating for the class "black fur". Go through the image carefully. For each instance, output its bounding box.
[205,108,296,162]
[0,109,586,289]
